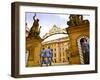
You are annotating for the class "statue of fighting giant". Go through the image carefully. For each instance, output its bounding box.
[28,13,41,38]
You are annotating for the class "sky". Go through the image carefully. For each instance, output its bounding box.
[25,12,90,42]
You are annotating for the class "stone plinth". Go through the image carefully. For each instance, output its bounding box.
[26,36,42,67]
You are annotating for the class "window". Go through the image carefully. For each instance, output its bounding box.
[54,53,56,57]
[59,53,61,56]
[63,58,65,62]
[63,52,64,56]
[54,59,56,63]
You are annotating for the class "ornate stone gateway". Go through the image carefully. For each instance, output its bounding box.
[26,14,90,67]
[26,14,67,67]
[42,25,67,40]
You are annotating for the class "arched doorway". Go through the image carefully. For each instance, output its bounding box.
[77,36,89,64]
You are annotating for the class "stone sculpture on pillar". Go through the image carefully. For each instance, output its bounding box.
[67,14,89,27]
[26,13,42,67]
[28,13,41,38]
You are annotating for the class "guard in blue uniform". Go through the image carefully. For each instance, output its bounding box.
[81,38,89,64]
[40,48,46,66]
[45,47,53,66]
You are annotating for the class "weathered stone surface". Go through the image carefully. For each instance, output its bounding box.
[66,15,89,64]
[26,36,42,67]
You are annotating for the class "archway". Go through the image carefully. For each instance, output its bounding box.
[77,36,89,64]
[42,25,67,40]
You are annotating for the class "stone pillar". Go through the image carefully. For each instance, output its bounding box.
[26,36,42,67]
[67,15,89,64]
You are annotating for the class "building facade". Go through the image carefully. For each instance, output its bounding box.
[42,37,70,65]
